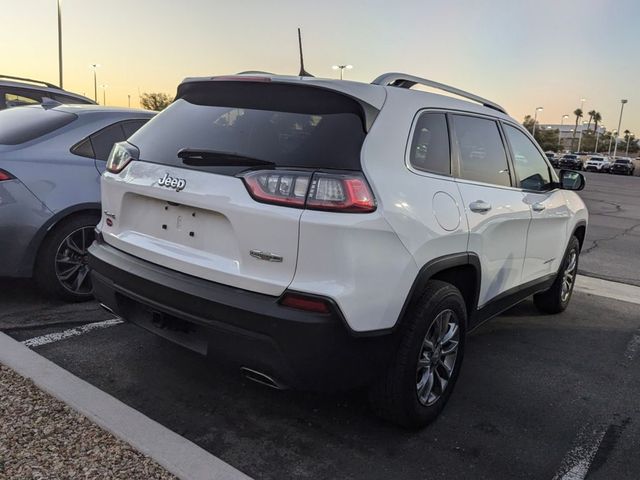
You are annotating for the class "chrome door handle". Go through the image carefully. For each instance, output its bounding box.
[469,200,492,213]
[532,203,546,212]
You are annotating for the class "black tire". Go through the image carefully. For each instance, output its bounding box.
[35,212,99,302]
[533,236,580,314]
[368,280,467,429]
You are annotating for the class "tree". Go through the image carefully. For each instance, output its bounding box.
[586,110,596,131]
[140,92,174,111]
[572,108,583,151]
[523,115,535,133]
[592,112,602,134]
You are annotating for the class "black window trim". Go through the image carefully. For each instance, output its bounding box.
[70,118,149,160]
[404,108,453,178]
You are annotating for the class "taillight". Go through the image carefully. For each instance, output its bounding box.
[240,170,376,213]
[106,141,139,174]
[0,169,13,181]
[306,173,376,213]
[280,292,330,313]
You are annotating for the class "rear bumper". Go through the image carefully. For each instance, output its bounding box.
[88,239,394,391]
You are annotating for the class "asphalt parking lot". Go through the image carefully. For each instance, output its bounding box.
[1,171,639,480]
[577,170,640,286]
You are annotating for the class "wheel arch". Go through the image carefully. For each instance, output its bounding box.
[18,203,101,276]
[572,220,587,251]
[394,253,481,331]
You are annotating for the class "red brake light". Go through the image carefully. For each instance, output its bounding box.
[0,169,13,181]
[280,293,330,313]
[306,174,376,213]
[241,171,309,208]
[240,170,376,213]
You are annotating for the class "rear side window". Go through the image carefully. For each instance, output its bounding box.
[129,82,370,172]
[408,112,450,175]
[451,115,511,187]
[0,107,76,145]
[71,119,150,160]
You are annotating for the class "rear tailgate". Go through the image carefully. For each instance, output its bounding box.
[101,161,301,295]
[99,78,381,296]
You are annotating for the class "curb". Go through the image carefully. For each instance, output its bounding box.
[575,275,640,305]
[0,332,251,480]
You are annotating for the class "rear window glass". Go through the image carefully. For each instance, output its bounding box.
[129,83,369,172]
[615,159,630,163]
[0,107,76,145]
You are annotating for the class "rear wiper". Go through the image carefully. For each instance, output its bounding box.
[177,148,275,167]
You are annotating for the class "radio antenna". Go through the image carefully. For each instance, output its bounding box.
[297,28,313,77]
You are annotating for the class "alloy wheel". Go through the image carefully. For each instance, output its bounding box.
[416,309,460,406]
[54,226,95,295]
[561,249,578,303]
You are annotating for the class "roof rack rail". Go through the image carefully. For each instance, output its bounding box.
[235,71,276,75]
[372,72,506,114]
[0,74,60,89]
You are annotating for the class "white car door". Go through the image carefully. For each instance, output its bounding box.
[501,123,571,283]
[450,114,532,308]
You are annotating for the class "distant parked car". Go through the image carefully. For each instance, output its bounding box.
[0,103,154,300]
[585,156,611,173]
[545,151,559,167]
[559,154,582,170]
[0,74,95,110]
[610,157,635,175]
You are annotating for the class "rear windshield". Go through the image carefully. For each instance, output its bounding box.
[615,159,630,163]
[563,155,577,159]
[589,157,604,161]
[129,82,370,172]
[0,106,76,145]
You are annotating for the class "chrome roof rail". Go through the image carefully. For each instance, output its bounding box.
[372,72,506,114]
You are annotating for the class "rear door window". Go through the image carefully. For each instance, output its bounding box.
[451,115,511,187]
[0,106,76,145]
[128,83,370,173]
[408,112,450,175]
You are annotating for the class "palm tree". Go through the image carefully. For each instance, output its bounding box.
[572,108,583,151]
[592,112,602,133]
[586,110,596,131]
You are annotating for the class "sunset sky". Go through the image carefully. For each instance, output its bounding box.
[2,0,639,134]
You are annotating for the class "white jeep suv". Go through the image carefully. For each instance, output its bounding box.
[89,73,588,428]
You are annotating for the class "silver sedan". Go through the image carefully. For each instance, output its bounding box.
[0,102,155,301]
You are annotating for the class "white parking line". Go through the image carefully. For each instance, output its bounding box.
[22,318,124,348]
[552,423,607,480]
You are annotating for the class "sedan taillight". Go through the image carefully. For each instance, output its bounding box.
[0,169,14,181]
[240,170,376,213]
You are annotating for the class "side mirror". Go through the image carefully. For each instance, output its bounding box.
[559,169,585,191]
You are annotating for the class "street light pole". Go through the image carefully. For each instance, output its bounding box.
[331,64,353,80]
[577,122,587,152]
[558,114,569,151]
[612,99,628,158]
[595,125,604,153]
[101,84,107,106]
[57,0,63,88]
[625,133,634,156]
[608,130,616,156]
[90,64,100,102]
[532,107,543,137]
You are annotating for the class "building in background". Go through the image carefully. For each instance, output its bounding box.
[538,124,606,152]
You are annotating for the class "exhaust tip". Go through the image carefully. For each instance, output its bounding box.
[240,367,287,390]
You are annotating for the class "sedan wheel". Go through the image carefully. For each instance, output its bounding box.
[54,226,95,295]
